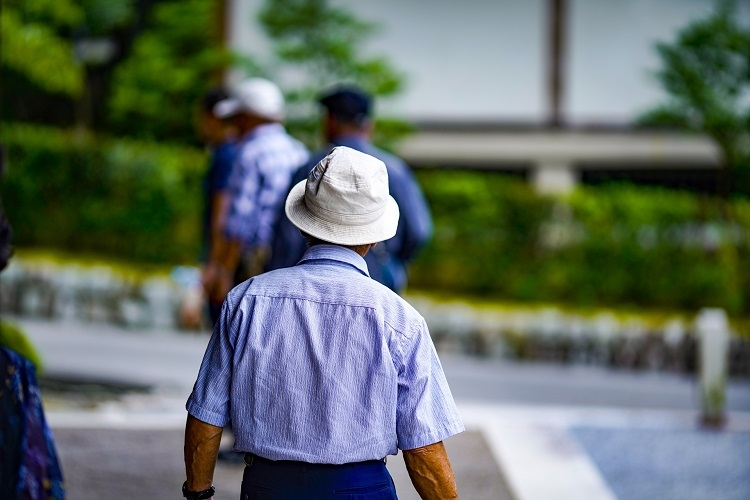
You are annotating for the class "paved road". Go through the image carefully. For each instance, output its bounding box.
[53,428,511,500]
[13,317,750,500]
[443,354,750,411]
[17,317,750,412]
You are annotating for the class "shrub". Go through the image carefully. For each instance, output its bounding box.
[1,122,206,264]
[411,170,750,315]
[2,125,748,315]
[0,320,43,373]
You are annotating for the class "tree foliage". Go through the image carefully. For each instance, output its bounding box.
[77,0,136,37]
[1,0,407,147]
[1,0,84,96]
[106,0,231,143]
[640,0,750,196]
[259,0,402,95]
[256,0,408,148]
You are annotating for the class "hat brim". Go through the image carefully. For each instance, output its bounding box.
[213,98,243,119]
[285,179,400,246]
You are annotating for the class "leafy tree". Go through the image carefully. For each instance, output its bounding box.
[1,0,84,97]
[107,0,231,143]
[1,0,141,128]
[255,0,409,149]
[77,0,136,37]
[640,0,750,197]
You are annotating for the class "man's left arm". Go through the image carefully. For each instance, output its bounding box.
[395,317,464,497]
[403,441,459,500]
[390,165,433,263]
[184,414,223,492]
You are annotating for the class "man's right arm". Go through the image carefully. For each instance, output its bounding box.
[403,441,459,499]
[184,414,223,492]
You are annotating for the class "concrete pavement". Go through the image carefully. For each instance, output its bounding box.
[15,317,750,500]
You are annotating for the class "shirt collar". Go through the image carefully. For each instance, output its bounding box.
[243,122,285,141]
[330,134,370,152]
[298,244,370,277]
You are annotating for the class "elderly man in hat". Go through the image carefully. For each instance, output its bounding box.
[183,147,463,499]
[266,85,432,294]
[202,78,309,313]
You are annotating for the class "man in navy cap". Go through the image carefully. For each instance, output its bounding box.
[266,85,432,293]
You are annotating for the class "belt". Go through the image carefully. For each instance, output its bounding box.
[244,453,387,467]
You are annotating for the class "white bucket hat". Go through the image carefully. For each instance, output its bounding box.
[213,78,285,121]
[285,147,400,246]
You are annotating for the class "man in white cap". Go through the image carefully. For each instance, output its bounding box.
[184,147,463,499]
[202,78,309,312]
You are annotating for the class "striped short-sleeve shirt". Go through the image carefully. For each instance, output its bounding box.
[186,244,464,464]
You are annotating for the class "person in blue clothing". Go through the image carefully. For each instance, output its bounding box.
[0,211,65,500]
[197,87,238,326]
[203,78,309,310]
[183,147,461,500]
[266,85,432,293]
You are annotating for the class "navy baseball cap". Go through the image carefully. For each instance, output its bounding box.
[318,86,372,124]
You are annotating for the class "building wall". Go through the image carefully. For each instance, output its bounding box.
[345,0,546,123]
[226,0,726,125]
[567,0,715,123]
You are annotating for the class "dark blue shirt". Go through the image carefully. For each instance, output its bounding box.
[266,135,433,292]
[202,140,237,261]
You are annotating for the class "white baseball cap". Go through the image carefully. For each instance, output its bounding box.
[285,147,400,246]
[213,78,285,121]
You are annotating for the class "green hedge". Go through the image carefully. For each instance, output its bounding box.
[1,122,206,263]
[411,170,750,315]
[2,123,749,315]
[0,321,43,373]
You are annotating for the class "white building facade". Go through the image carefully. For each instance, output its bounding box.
[226,0,730,192]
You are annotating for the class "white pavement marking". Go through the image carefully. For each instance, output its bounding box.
[459,403,616,500]
[457,402,750,500]
[48,410,187,430]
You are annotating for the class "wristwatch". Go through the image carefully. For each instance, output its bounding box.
[182,481,215,499]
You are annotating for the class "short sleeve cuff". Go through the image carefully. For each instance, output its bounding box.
[186,397,230,428]
[398,419,465,451]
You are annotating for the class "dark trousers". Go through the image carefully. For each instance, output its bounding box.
[240,454,398,499]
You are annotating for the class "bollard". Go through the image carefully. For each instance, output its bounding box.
[695,308,730,428]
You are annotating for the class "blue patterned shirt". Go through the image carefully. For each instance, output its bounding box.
[0,348,65,499]
[186,245,464,464]
[224,123,309,248]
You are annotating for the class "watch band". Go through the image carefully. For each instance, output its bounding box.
[182,481,216,499]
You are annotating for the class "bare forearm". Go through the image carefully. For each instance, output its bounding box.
[205,235,241,302]
[222,240,242,274]
[210,192,230,239]
[403,441,459,500]
[184,414,223,491]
